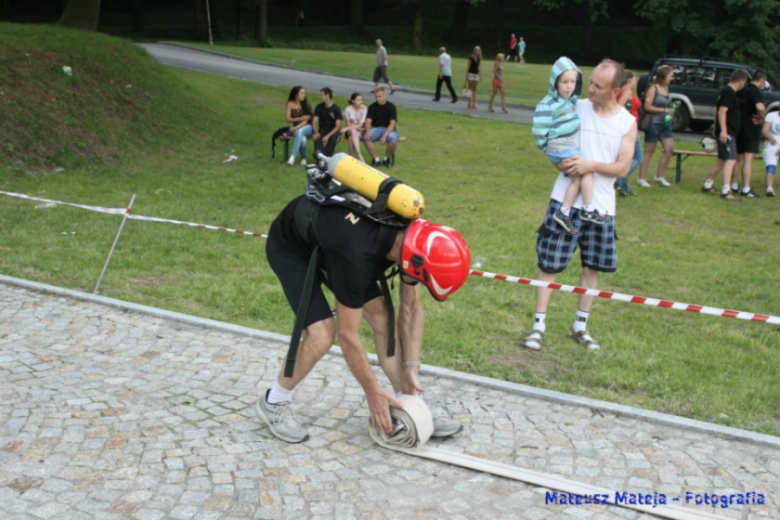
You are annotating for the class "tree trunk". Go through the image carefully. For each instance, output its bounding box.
[412,0,423,50]
[452,0,470,45]
[195,0,208,40]
[57,0,101,31]
[350,0,363,32]
[256,0,267,43]
[236,0,244,39]
[131,0,143,33]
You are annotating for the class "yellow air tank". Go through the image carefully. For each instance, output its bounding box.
[323,153,425,219]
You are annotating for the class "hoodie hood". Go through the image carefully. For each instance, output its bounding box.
[548,56,583,101]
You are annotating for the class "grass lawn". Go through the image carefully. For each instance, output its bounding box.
[2,27,780,437]
[181,42,595,107]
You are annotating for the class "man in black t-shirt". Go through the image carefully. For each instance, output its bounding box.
[364,87,399,168]
[260,195,471,443]
[701,69,749,199]
[734,70,767,198]
[312,88,343,157]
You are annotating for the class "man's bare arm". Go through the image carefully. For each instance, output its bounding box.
[336,303,401,432]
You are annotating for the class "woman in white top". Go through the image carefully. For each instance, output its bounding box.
[342,92,368,162]
[761,110,780,196]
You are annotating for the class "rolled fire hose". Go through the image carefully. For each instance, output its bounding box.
[370,395,729,520]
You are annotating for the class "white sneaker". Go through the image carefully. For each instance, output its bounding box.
[654,177,671,187]
[636,179,651,188]
[300,159,307,166]
[286,156,295,166]
[767,187,775,197]
[254,390,309,443]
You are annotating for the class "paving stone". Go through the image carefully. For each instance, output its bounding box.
[0,283,778,520]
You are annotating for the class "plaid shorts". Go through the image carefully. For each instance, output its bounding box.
[536,199,617,274]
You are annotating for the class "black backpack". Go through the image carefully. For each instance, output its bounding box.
[271,127,290,158]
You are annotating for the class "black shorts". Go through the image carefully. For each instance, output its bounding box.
[373,65,389,83]
[509,48,519,57]
[737,126,761,154]
[717,136,738,161]
[266,234,382,327]
[536,200,618,274]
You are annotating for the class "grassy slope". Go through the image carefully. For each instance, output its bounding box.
[0,23,214,170]
[1,25,779,436]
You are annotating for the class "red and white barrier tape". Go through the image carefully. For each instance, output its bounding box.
[469,269,780,325]
[0,190,267,238]
[0,190,127,216]
[126,213,267,238]
[3,190,777,324]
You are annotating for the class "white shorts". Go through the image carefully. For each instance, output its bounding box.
[763,143,780,168]
[467,73,480,82]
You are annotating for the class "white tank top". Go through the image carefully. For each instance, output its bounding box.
[550,99,635,216]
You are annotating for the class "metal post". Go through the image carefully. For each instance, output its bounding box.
[94,194,136,295]
[205,0,214,45]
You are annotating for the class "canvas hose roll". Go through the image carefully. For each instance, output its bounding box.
[369,395,728,520]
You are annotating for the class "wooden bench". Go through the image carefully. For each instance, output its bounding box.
[673,149,763,183]
[673,150,715,183]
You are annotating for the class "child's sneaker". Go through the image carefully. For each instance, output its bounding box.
[553,208,578,234]
[580,208,611,225]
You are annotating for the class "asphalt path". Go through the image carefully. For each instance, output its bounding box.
[140,43,707,141]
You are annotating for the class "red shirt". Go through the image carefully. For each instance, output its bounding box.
[627,96,641,122]
[510,36,518,50]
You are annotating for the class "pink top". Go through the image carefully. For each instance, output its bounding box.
[344,105,367,128]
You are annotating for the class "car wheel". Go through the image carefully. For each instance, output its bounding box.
[689,120,713,133]
[671,104,690,132]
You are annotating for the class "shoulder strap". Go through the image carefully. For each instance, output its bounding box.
[283,245,321,378]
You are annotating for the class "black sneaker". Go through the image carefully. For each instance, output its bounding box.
[615,184,629,196]
[742,189,760,198]
[372,158,381,167]
[731,185,741,195]
[580,208,611,225]
[383,157,391,167]
[451,98,458,103]
[432,98,440,102]
[701,185,717,194]
[553,208,578,234]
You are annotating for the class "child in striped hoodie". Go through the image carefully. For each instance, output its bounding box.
[533,57,610,234]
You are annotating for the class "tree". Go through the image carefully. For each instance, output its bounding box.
[412,0,424,49]
[256,0,268,43]
[451,0,485,46]
[350,0,363,32]
[57,0,101,31]
[635,0,780,74]
[533,0,608,59]
[131,0,144,33]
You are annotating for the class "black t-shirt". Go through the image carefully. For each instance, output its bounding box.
[269,196,398,309]
[367,101,398,128]
[314,102,342,135]
[715,86,740,136]
[738,83,764,132]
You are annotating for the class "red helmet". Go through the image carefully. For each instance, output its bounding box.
[400,219,471,301]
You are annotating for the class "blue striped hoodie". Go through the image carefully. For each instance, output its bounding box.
[532,57,583,153]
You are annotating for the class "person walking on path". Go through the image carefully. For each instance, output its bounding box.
[465,46,482,109]
[508,33,519,63]
[701,69,749,199]
[433,46,457,103]
[373,39,396,94]
[522,59,635,352]
[261,192,471,443]
[487,53,507,113]
[518,37,526,64]
[636,65,676,188]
